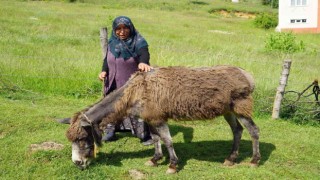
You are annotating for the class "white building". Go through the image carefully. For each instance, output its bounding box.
[276,0,320,33]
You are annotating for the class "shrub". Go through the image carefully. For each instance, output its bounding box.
[262,0,279,8]
[254,12,278,29]
[265,32,305,53]
[280,104,320,126]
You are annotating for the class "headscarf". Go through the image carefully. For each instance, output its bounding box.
[108,16,148,60]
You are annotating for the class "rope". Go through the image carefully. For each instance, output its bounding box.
[81,113,99,158]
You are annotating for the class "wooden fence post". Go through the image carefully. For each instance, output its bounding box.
[100,27,108,96]
[272,59,292,119]
[100,27,108,59]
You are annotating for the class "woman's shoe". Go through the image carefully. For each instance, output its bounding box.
[102,124,117,142]
[101,131,117,142]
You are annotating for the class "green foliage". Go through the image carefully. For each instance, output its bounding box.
[265,32,305,53]
[254,12,278,29]
[262,0,279,8]
[280,104,320,126]
[280,89,320,126]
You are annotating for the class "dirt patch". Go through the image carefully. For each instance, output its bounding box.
[234,11,256,19]
[128,169,146,180]
[217,10,256,19]
[29,141,64,151]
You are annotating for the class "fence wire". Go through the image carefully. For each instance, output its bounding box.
[281,80,320,121]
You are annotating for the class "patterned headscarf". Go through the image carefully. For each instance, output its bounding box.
[108,16,148,60]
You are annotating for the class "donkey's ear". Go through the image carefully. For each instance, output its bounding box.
[80,119,91,127]
[57,118,71,124]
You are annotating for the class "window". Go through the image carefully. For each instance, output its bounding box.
[296,0,301,6]
[297,0,301,5]
[302,0,306,5]
[291,0,307,6]
[290,19,307,23]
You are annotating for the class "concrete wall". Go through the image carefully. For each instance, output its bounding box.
[276,0,320,33]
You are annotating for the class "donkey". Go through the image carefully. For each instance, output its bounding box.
[64,65,260,174]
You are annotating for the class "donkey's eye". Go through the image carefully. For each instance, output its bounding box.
[78,141,87,148]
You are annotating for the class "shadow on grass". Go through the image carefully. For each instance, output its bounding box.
[93,124,275,172]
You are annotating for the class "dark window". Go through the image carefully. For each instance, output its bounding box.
[291,0,307,6]
[296,19,301,23]
[302,19,307,23]
[291,19,295,23]
[302,0,307,5]
[297,0,301,5]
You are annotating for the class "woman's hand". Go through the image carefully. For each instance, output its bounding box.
[138,63,153,72]
[99,71,107,81]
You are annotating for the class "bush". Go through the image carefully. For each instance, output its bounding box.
[254,12,278,29]
[280,104,320,126]
[265,32,305,53]
[262,0,279,8]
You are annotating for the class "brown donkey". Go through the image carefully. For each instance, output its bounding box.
[64,65,260,174]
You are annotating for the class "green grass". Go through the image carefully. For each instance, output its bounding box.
[0,0,320,179]
[0,94,319,179]
[1,0,319,99]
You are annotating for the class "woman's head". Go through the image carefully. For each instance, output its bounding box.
[112,16,135,40]
[109,16,148,59]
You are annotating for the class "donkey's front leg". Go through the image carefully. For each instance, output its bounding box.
[156,123,178,174]
[145,125,163,167]
[223,113,243,166]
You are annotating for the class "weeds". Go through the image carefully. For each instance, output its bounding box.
[265,32,305,53]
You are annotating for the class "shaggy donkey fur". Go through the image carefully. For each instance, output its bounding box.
[66,65,260,173]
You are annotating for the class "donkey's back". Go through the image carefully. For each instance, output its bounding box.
[135,65,255,121]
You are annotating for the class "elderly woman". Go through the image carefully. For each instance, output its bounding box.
[98,16,153,145]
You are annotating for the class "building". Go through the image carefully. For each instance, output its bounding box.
[276,0,320,33]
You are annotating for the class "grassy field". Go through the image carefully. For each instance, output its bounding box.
[1,94,319,179]
[0,0,320,179]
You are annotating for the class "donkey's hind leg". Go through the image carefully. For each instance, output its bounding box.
[145,125,163,167]
[223,112,244,166]
[237,116,261,166]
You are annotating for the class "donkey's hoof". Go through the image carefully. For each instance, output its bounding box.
[166,168,177,174]
[223,159,235,166]
[145,160,157,167]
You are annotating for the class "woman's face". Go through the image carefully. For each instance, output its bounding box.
[115,24,130,40]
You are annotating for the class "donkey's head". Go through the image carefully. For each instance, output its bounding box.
[65,113,102,170]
